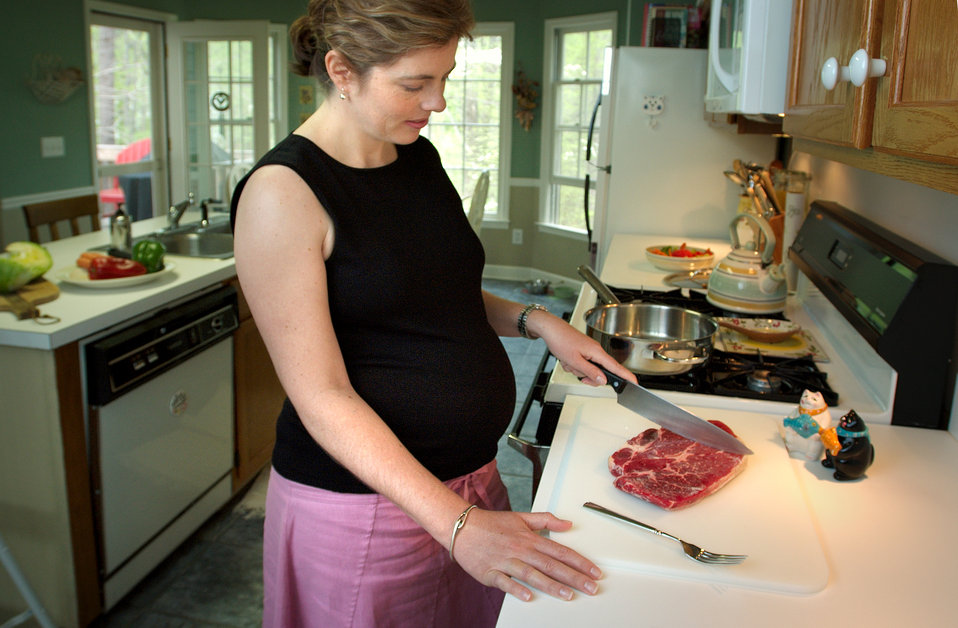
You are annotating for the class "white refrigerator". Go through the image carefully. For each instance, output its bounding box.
[589,47,776,270]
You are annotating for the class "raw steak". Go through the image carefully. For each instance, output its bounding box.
[608,421,747,510]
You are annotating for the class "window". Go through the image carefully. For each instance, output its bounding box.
[423,23,513,224]
[541,14,615,232]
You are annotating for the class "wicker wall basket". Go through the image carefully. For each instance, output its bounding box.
[27,54,85,104]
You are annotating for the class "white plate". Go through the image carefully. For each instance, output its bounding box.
[645,245,714,271]
[55,263,176,289]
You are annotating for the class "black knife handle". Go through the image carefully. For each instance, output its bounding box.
[592,361,628,394]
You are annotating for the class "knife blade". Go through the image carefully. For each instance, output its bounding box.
[596,364,754,455]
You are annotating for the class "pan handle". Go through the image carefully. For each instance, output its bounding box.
[650,341,710,364]
[577,265,620,305]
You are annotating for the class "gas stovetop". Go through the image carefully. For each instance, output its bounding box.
[599,286,837,406]
[633,350,838,406]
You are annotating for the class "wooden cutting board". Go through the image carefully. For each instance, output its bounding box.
[538,396,829,595]
[0,279,59,319]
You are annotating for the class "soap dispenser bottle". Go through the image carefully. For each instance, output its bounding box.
[110,207,132,255]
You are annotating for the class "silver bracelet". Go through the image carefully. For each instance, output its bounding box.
[449,504,477,562]
[517,304,548,339]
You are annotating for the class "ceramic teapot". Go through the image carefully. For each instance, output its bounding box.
[706,212,787,314]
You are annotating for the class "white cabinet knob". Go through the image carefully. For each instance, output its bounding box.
[848,48,887,86]
[820,57,850,90]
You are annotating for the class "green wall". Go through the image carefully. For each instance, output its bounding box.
[1,0,656,198]
[1,1,94,198]
[0,0,675,276]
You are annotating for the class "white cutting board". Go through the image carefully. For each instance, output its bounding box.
[539,395,829,595]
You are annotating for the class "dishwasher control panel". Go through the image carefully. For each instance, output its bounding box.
[86,286,239,405]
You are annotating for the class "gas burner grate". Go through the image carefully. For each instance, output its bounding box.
[706,350,839,406]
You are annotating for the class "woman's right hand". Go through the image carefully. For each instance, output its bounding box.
[451,508,601,601]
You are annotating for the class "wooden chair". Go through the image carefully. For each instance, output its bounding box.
[22,194,101,242]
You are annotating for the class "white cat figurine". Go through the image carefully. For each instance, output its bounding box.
[782,390,833,460]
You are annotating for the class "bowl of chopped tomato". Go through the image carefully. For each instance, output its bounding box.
[645,243,714,271]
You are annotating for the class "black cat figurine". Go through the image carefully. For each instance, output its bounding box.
[821,410,875,481]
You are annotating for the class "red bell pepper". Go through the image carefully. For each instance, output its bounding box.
[88,255,147,280]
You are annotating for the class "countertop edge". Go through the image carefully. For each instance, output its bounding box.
[0,212,237,351]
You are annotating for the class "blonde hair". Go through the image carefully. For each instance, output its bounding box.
[290,0,475,90]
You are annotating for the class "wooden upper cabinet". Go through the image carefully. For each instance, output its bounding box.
[784,0,884,149]
[871,0,958,164]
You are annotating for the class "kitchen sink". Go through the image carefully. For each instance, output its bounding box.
[93,217,235,259]
[154,231,234,259]
[139,218,233,258]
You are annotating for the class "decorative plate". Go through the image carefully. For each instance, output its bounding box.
[716,326,830,362]
[55,263,176,289]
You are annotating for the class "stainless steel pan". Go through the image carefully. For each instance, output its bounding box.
[577,265,717,375]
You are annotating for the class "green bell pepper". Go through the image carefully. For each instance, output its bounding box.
[132,239,166,273]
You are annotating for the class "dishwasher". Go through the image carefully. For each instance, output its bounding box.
[83,285,238,609]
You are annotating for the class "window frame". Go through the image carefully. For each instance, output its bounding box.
[539,12,617,236]
[86,1,174,219]
[424,22,514,227]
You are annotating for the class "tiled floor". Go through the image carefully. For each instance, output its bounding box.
[94,278,576,626]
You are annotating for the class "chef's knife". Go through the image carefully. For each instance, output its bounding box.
[595,364,754,455]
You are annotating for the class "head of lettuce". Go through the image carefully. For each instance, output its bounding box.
[0,242,54,293]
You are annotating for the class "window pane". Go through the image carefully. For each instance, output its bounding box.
[557,83,582,127]
[209,82,230,121]
[465,126,496,169]
[429,125,464,169]
[234,40,252,79]
[556,130,583,178]
[91,24,152,154]
[555,183,594,230]
[208,41,229,81]
[444,80,465,123]
[464,40,501,79]
[588,31,612,77]
[581,82,601,126]
[470,81,499,124]
[560,32,588,80]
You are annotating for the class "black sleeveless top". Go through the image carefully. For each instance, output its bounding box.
[231,135,515,493]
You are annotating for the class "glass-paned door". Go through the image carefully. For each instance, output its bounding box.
[90,12,167,222]
[167,21,271,208]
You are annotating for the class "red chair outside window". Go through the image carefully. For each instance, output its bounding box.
[99,138,152,212]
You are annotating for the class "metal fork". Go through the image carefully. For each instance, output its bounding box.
[583,502,747,565]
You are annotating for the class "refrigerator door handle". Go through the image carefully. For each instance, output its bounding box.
[584,92,605,255]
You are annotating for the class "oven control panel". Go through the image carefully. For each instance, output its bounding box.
[86,286,239,406]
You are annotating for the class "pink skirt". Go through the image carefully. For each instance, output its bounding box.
[262,460,511,628]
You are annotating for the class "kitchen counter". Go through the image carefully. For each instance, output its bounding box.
[498,396,958,626]
[498,233,958,626]
[0,211,236,626]
[0,211,236,350]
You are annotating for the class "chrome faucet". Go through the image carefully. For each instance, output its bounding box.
[168,192,195,228]
[199,198,221,228]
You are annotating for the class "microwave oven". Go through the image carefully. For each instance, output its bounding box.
[705,0,794,115]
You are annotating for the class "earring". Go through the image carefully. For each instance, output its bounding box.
[339,87,346,100]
